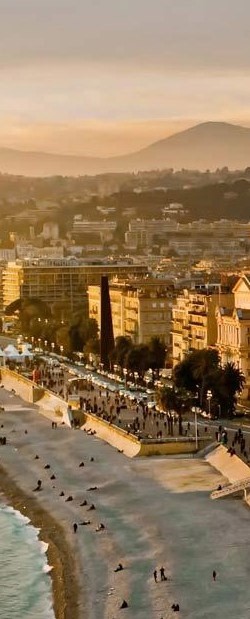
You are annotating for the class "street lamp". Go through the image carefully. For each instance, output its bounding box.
[194,392,199,450]
[60,345,64,356]
[134,371,139,386]
[38,338,41,352]
[51,342,55,354]
[123,367,128,388]
[207,390,212,417]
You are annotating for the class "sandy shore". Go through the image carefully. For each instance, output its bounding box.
[1,389,250,618]
[0,463,80,619]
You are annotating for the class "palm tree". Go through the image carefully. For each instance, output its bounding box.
[217,362,245,415]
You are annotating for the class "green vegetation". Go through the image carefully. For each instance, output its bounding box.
[112,336,166,375]
[173,348,245,416]
[5,297,99,356]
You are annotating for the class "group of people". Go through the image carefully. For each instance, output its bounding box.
[153,567,167,582]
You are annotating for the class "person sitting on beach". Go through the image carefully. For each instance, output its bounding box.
[34,455,39,460]
[90,457,95,462]
[65,495,73,502]
[172,603,180,612]
[73,523,78,533]
[120,600,128,609]
[79,520,91,526]
[160,566,167,581]
[114,563,124,572]
[80,500,87,506]
[96,523,105,531]
[33,479,42,492]
[87,504,96,511]
[59,491,65,496]
[44,464,50,469]
[79,461,85,467]
[87,486,98,491]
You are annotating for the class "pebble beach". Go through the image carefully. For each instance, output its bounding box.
[0,389,250,619]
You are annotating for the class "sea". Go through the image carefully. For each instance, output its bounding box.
[0,502,55,619]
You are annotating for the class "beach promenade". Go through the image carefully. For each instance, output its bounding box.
[0,389,250,618]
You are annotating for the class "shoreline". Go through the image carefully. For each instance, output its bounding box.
[0,463,81,619]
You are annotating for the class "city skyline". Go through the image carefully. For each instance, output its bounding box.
[1,0,250,156]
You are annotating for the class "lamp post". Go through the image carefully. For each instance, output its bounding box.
[38,338,41,353]
[60,345,64,356]
[194,392,199,450]
[51,342,55,354]
[207,390,212,417]
[134,371,139,387]
[123,367,128,388]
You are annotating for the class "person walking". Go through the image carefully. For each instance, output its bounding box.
[212,570,217,581]
[153,569,157,582]
[160,566,167,581]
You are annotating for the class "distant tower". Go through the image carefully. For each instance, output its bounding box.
[100,276,114,370]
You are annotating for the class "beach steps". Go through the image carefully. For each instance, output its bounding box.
[211,476,250,500]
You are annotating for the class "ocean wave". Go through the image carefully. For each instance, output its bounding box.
[40,540,49,554]
[1,504,31,525]
[43,564,54,573]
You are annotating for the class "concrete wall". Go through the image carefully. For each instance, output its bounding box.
[0,368,71,426]
[0,367,42,403]
[82,412,209,458]
[206,444,250,483]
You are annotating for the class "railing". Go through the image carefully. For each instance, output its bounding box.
[211,477,250,500]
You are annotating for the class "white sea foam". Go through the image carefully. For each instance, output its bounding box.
[0,501,55,618]
[43,564,54,573]
[40,540,49,554]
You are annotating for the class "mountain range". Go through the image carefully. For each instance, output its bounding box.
[1,121,250,177]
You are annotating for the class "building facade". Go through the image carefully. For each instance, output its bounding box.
[88,280,174,346]
[2,259,148,311]
[216,275,250,399]
[172,286,234,366]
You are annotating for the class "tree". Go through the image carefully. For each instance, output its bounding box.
[125,344,150,376]
[157,385,191,435]
[174,348,220,406]
[112,336,133,368]
[215,362,245,416]
[148,337,166,372]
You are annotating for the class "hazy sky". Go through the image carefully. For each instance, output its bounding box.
[0,0,250,156]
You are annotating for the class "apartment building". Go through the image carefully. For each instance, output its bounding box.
[72,217,117,242]
[125,218,250,258]
[216,275,250,399]
[2,259,148,311]
[88,280,174,346]
[172,285,234,366]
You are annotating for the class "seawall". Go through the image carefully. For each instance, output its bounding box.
[0,368,71,426]
[206,444,250,483]
[82,411,210,458]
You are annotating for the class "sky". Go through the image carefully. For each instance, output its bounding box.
[0,0,250,156]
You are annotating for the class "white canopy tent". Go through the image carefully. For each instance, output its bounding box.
[4,345,23,361]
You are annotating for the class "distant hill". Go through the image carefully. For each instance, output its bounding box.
[1,122,250,176]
